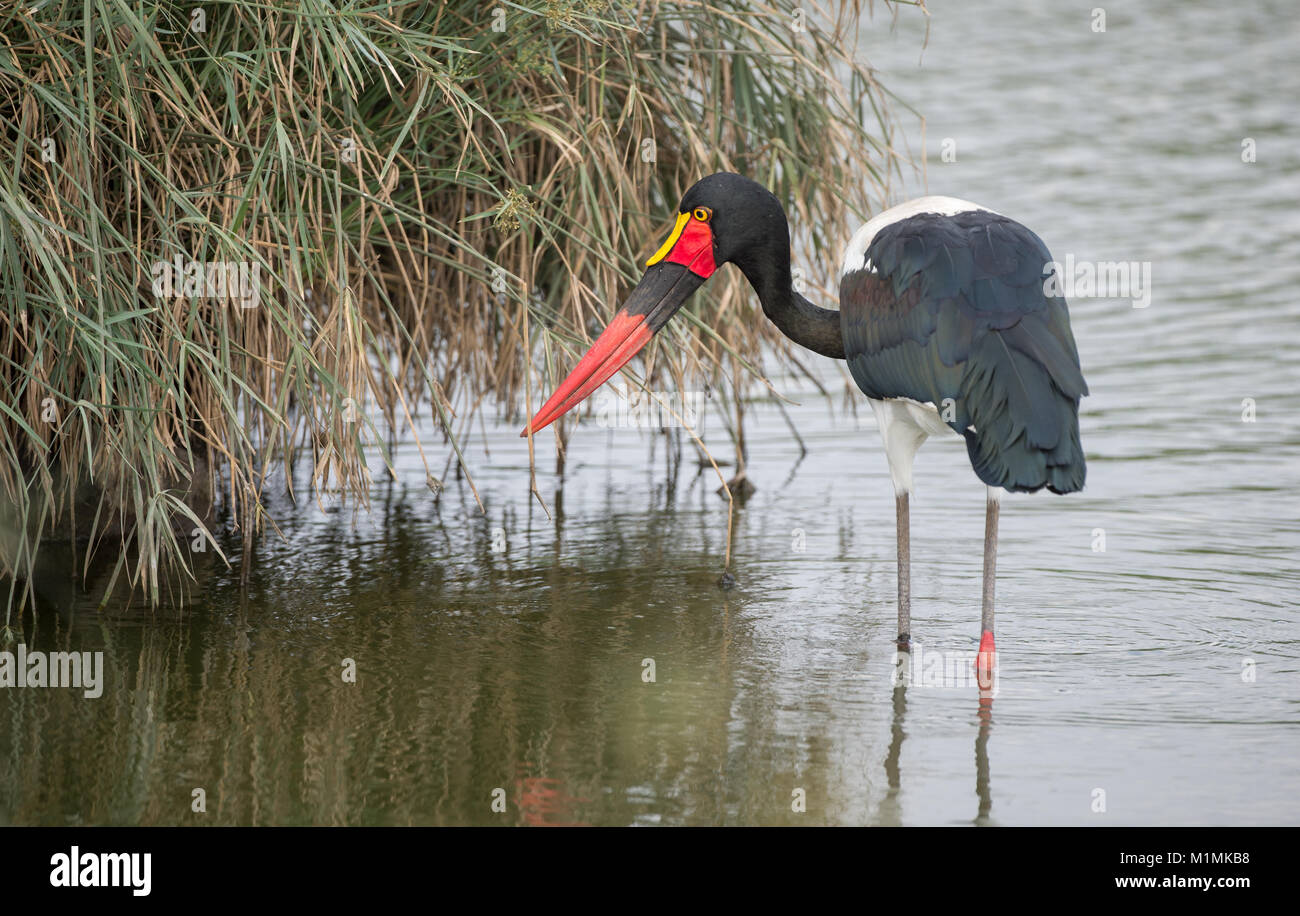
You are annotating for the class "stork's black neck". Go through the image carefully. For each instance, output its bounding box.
[683,173,845,359]
[732,244,845,361]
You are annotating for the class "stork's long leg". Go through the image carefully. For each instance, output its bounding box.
[981,491,998,632]
[896,492,910,650]
[869,399,929,652]
[977,487,1000,685]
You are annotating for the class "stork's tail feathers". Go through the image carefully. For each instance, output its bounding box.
[959,327,1087,495]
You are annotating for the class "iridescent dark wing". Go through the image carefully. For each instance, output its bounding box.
[840,210,1088,493]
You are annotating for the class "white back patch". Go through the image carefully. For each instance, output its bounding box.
[840,196,996,278]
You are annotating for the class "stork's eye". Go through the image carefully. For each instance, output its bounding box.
[692,207,712,222]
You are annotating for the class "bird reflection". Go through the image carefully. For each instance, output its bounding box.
[514,761,589,827]
[974,696,993,825]
[877,678,908,825]
[878,651,997,826]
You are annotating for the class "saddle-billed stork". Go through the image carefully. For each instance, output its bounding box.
[523,173,1088,682]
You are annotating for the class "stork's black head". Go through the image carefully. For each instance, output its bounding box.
[674,172,791,274]
[522,172,790,437]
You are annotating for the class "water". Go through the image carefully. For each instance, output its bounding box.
[3,0,1298,825]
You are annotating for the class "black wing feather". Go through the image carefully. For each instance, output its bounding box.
[840,210,1088,494]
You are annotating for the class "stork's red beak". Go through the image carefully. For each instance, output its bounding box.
[521,211,717,437]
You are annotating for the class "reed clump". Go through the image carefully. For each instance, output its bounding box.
[0,0,920,618]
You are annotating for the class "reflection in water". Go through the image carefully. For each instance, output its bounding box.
[515,763,589,827]
[974,701,993,826]
[878,668,998,827]
[878,681,908,827]
[0,488,841,826]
